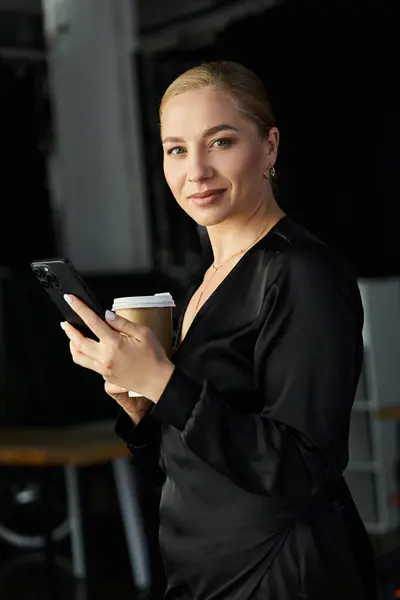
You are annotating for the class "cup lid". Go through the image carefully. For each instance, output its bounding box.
[112,292,175,309]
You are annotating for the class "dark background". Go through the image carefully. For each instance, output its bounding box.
[0,1,399,598]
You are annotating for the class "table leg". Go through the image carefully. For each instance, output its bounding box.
[64,465,99,600]
[40,474,60,600]
[112,457,151,591]
[64,465,86,580]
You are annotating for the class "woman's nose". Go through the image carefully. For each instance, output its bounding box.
[187,153,213,182]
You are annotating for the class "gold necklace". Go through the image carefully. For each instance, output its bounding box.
[194,223,270,314]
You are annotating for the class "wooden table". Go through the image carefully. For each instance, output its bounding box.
[0,420,150,596]
[376,405,400,421]
[0,422,130,467]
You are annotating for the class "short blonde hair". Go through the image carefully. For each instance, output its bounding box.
[159,61,276,138]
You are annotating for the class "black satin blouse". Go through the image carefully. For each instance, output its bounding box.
[116,216,377,600]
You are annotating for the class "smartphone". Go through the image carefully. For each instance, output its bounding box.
[30,257,105,339]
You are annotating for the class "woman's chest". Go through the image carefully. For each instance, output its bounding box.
[175,294,268,413]
[179,263,242,346]
[178,286,214,345]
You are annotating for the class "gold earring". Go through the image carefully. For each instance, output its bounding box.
[263,165,276,179]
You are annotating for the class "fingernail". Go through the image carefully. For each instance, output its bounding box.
[64,294,73,305]
[60,322,66,331]
[105,310,116,320]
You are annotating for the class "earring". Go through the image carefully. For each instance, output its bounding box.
[263,165,276,179]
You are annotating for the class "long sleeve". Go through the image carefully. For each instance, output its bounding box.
[150,249,364,506]
[115,409,165,485]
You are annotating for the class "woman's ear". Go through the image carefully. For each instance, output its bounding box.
[263,126,279,165]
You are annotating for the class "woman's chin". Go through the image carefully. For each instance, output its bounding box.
[193,216,227,228]
[189,207,231,228]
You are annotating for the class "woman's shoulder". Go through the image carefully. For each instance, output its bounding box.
[264,216,351,274]
[266,215,333,260]
[259,216,362,310]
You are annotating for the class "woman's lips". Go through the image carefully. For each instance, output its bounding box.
[190,190,225,207]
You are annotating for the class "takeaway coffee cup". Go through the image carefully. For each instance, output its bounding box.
[111,293,175,397]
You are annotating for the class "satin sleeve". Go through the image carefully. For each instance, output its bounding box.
[115,409,164,484]
[150,249,364,506]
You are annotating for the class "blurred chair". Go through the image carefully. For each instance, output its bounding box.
[0,419,151,599]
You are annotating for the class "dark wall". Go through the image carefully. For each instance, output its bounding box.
[0,57,55,269]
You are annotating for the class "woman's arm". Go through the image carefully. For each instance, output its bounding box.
[149,249,364,506]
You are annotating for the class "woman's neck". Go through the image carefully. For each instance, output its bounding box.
[206,198,286,267]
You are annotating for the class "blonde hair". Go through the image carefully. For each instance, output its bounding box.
[159,61,276,138]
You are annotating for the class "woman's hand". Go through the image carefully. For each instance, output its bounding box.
[104,381,153,425]
[61,294,175,403]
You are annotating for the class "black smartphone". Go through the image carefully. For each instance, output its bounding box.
[30,257,105,339]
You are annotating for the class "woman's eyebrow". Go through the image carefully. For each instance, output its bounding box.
[162,124,239,145]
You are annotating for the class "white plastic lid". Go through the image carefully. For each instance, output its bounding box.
[112,292,175,310]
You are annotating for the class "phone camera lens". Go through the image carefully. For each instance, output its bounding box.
[47,273,62,289]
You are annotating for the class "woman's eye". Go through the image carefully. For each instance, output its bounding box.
[212,138,233,148]
[167,146,185,155]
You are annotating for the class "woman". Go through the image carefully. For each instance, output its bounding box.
[62,61,377,599]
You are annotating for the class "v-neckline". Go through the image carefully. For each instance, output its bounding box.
[173,215,289,356]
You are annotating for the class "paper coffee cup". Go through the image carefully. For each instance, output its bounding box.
[111,293,175,397]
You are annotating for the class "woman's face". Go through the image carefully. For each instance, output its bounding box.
[161,87,279,227]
